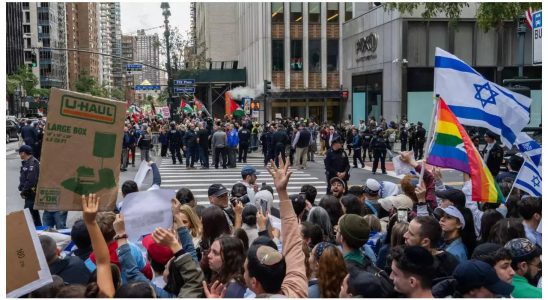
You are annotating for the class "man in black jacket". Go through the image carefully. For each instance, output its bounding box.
[167,122,183,165]
[292,123,311,169]
[183,123,198,169]
[197,122,210,169]
[481,131,504,177]
[324,137,350,195]
[238,125,251,163]
[260,125,274,166]
[40,235,91,285]
[272,125,290,167]
[414,121,426,160]
[18,145,42,226]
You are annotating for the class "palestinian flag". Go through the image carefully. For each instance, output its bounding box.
[228,97,245,117]
[180,98,194,114]
[127,104,141,114]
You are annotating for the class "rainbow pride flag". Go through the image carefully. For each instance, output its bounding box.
[427,99,504,203]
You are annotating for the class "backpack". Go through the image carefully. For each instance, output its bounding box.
[346,255,396,297]
[388,131,396,143]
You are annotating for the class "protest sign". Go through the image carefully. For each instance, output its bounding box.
[134,161,152,189]
[7,209,53,298]
[392,155,417,176]
[35,88,126,211]
[121,189,176,242]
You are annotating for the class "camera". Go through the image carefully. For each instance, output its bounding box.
[397,209,409,223]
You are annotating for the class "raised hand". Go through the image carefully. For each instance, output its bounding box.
[203,280,226,298]
[152,227,179,250]
[113,214,126,236]
[432,166,443,181]
[82,193,99,224]
[414,182,427,203]
[268,155,293,191]
[233,200,244,216]
[256,207,269,231]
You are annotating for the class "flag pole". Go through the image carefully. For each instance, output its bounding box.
[418,94,440,187]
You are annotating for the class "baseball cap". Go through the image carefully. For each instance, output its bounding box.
[241,165,260,176]
[435,189,466,208]
[208,184,228,197]
[434,206,466,229]
[379,194,414,212]
[18,145,33,154]
[142,234,173,265]
[330,177,346,189]
[504,238,542,262]
[364,179,380,195]
[484,130,498,139]
[453,260,514,296]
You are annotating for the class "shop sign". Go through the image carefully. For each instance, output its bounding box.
[356,33,378,62]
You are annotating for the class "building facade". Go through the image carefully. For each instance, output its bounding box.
[194,2,239,61]
[20,2,68,89]
[122,35,137,102]
[66,2,100,91]
[6,2,25,76]
[135,30,161,85]
[236,2,354,123]
[343,4,542,129]
[99,2,123,91]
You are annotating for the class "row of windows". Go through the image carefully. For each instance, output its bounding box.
[272,3,352,23]
[272,39,339,72]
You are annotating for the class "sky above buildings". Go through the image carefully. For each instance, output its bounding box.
[120,2,191,38]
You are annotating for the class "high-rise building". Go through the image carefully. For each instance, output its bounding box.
[6,2,25,76]
[20,2,68,89]
[122,35,137,102]
[135,30,160,85]
[66,2,100,91]
[99,2,123,91]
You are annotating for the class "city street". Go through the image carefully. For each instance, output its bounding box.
[7,140,465,228]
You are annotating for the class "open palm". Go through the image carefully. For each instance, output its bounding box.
[267,155,293,191]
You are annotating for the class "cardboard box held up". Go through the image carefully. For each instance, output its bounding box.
[35,88,125,211]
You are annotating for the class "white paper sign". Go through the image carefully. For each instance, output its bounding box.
[134,161,152,189]
[392,155,417,176]
[121,189,175,242]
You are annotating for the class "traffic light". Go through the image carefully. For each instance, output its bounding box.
[30,52,37,68]
[264,80,272,95]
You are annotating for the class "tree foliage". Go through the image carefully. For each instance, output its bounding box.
[74,70,120,99]
[7,66,43,97]
[155,27,211,75]
[385,2,542,30]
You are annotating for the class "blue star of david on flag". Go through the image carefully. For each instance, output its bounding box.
[474,82,499,108]
[532,176,541,188]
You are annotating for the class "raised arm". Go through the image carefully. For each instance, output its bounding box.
[82,194,115,298]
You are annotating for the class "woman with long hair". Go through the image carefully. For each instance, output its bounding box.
[205,235,247,297]
[318,195,344,229]
[478,209,504,244]
[306,206,334,243]
[309,242,347,298]
[200,206,231,282]
[178,204,202,249]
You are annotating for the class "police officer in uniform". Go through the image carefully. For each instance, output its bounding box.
[361,126,374,162]
[370,128,389,174]
[414,121,427,160]
[238,125,251,163]
[408,123,417,154]
[482,131,504,177]
[272,125,290,167]
[167,122,183,164]
[324,136,350,195]
[260,125,274,166]
[18,145,42,226]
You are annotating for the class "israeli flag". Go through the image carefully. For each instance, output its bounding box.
[515,132,542,167]
[434,48,532,148]
[514,156,542,197]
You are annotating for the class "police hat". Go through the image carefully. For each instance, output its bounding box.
[18,145,33,154]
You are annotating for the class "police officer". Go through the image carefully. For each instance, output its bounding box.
[482,131,504,177]
[324,136,350,195]
[260,125,274,166]
[370,128,389,174]
[414,121,427,160]
[272,125,290,167]
[361,126,374,162]
[238,124,251,163]
[408,123,417,154]
[21,119,37,151]
[167,122,183,165]
[183,123,198,169]
[18,145,42,226]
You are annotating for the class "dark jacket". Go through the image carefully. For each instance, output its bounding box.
[21,125,37,145]
[197,128,209,148]
[122,132,131,149]
[344,252,397,297]
[482,143,504,176]
[49,256,91,285]
[295,129,311,148]
[167,129,182,147]
[324,148,350,179]
[183,130,198,147]
[159,132,168,146]
[238,128,251,146]
[260,131,273,153]
[272,130,290,148]
[19,156,40,193]
[370,135,389,151]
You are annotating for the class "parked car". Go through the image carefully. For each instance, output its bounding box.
[6,120,19,143]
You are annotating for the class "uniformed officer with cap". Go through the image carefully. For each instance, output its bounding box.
[482,130,504,176]
[18,145,42,226]
[324,136,350,195]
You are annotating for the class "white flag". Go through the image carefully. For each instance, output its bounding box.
[514,156,542,197]
[434,48,532,148]
[515,132,541,167]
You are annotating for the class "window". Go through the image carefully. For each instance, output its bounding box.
[308,3,321,23]
[25,38,31,48]
[290,3,302,22]
[22,2,29,9]
[327,3,339,23]
[327,39,338,71]
[345,3,353,21]
[290,40,303,71]
[309,39,321,72]
[25,11,30,22]
[271,3,284,23]
[272,40,284,71]
[23,25,30,34]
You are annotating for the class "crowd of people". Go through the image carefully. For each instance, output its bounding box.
[16,111,542,298]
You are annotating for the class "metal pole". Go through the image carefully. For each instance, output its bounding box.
[517,17,527,78]
[163,4,174,120]
[418,94,440,187]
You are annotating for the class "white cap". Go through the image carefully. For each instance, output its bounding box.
[365,179,381,193]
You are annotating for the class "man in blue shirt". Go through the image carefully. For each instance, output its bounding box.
[226,123,239,168]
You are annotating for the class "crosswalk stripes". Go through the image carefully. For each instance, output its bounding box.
[157,156,327,205]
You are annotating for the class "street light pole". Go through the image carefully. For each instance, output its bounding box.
[161,2,175,121]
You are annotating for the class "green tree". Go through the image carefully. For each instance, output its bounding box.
[7,66,39,96]
[110,87,124,101]
[74,70,99,94]
[385,2,542,31]
[31,88,50,98]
